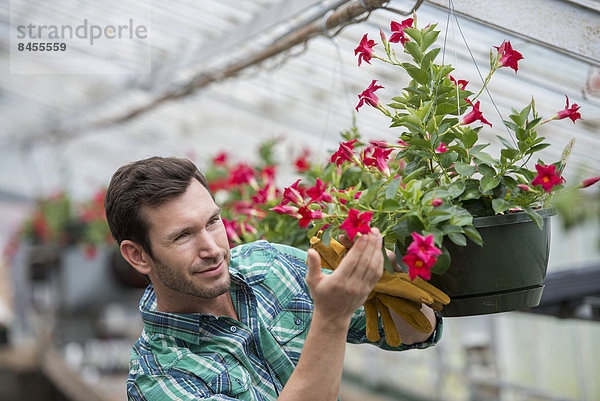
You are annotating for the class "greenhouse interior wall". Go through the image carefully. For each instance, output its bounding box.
[1,0,599,400]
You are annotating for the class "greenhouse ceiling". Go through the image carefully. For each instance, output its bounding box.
[1,0,599,202]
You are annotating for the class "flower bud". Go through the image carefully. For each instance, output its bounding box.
[431,198,443,207]
[517,184,531,192]
[581,176,600,188]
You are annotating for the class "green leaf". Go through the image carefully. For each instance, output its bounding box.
[381,198,400,211]
[403,28,423,45]
[448,232,467,246]
[430,246,451,275]
[421,48,440,68]
[455,162,476,177]
[501,148,519,160]
[461,186,481,200]
[441,224,463,234]
[440,152,458,169]
[463,225,483,246]
[524,207,544,230]
[386,176,403,199]
[447,181,466,198]
[480,176,501,193]
[497,135,516,149]
[462,128,479,148]
[527,143,551,153]
[473,152,496,166]
[402,63,429,85]
[422,30,440,50]
[404,41,424,63]
[477,163,496,177]
[492,198,513,214]
[383,246,394,273]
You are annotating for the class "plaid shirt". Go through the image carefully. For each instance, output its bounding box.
[127,241,443,400]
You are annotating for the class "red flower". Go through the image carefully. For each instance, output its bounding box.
[228,163,255,185]
[339,208,373,241]
[222,217,241,247]
[354,34,377,66]
[402,253,436,280]
[330,139,359,166]
[259,165,277,185]
[356,80,384,112]
[389,18,413,45]
[362,146,392,177]
[294,149,311,172]
[212,152,228,166]
[435,143,449,153]
[306,178,334,204]
[556,95,582,123]
[531,164,564,193]
[281,179,306,206]
[406,232,442,263]
[461,99,492,127]
[298,206,323,228]
[582,177,600,188]
[448,75,468,90]
[494,40,523,72]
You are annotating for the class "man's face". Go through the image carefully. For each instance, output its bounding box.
[143,179,231,300]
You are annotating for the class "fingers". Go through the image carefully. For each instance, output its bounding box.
[336,229,382,283]
[305,249,324,289]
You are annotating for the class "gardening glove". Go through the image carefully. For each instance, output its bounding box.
[310,233,450,346]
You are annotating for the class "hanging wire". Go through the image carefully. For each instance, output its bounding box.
[446,0,518,147]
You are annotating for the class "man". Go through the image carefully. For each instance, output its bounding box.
[105,156,442,401]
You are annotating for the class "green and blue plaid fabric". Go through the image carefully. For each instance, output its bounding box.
[127,240,442,400]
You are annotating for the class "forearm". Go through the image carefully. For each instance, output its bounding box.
[390,304,437,344]
[278,310,350,401]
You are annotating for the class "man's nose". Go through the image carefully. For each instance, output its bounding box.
[196,230,221,258]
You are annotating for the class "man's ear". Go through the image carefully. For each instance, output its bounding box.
[120,240,152,276]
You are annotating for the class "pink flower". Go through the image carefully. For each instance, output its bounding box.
[406,232,442,262]
[228,163,255,185]
[212,152,228,166]
[306,178,334,204]
[402,253,436,280]
[517,184,531,192]
[531,164,564,193]
[494,40,523,72]
[356,80,384,112]
[448,75,468,90]
[298,206,323,228]
[369,140,392,148]
[435,143,449,153]
[281,179,306,206]
[259,165,277,185]
[270,204,300,216]
[556,95,582,123]
[354,34,376,66]
[330,139,359,166]
[339,208,373,241]
[431,198,443,207]
[461,99,492,127]
[222,217,241,246]
[362,146,393,177]
[581,176,600,188]
[389,18,413,45]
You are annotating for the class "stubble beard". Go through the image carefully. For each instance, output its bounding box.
[152,251,231,299]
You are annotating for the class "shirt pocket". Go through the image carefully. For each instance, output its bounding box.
[268,294,312,364]
[173,353,252,397]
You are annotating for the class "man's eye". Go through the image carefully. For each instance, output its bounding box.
[176,232,190,240]
[208,216,221,226]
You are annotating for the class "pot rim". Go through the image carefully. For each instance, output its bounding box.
[472,208,556,228]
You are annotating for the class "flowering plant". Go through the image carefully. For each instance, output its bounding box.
[203,139,313,250]
[272,16,598,281]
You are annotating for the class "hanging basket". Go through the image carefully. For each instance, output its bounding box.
[429,209,555,317]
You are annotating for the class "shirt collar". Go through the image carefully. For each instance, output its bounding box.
[139,267,248,345]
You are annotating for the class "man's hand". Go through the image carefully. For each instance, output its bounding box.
[305,229,383,326]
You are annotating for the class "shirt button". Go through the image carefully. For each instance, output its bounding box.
[230,326,237,333]
[294,318,302,325]
[235,378,242,385]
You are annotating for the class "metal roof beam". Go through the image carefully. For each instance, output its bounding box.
[424,0,600,66]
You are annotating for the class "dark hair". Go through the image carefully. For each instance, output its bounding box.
[104,157,213,258]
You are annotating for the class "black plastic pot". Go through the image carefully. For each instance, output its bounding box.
[429,209,555,317]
